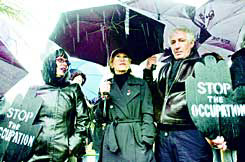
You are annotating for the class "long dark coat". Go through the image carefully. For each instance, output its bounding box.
[96,75,156,162]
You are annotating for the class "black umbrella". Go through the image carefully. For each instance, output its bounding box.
[49,4,165,66]
[0,40,28,97]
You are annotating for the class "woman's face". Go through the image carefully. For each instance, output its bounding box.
[111,53,131,74]
[56,56,69,77]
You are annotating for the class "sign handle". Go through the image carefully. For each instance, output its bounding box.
[220,150,224,162]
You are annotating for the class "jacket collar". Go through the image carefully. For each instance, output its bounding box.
[127,75,143,85]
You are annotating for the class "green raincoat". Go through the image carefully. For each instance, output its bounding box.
[96,75,156,162]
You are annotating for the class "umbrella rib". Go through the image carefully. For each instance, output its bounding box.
[0,57,24,69]
[69,9,141,36]
[74,19,125,35]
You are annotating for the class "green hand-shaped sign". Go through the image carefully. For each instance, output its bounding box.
[186,55,243,142]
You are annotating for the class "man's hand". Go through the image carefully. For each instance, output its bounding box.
[206,136,227,151]
[146,55,157,70]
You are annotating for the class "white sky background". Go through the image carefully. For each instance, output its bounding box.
[4,0,118,102]
[3,0,208,102]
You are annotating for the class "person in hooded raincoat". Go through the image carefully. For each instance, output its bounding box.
[95,48,156,162]
[27,49,89,162]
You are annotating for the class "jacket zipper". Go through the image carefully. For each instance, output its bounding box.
[166,60,185,97]
[160,59,188,123]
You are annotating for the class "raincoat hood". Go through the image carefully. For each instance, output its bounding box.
[41,49,70,87]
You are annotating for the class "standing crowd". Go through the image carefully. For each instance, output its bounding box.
[1,27,243,162]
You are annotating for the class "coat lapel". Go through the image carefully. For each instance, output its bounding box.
[122,77,141,104]
[110,78,129,118]
[109,75,143,118]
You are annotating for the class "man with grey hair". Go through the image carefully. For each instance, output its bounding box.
[143,27,214,161]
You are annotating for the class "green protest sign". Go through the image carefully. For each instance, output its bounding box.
[0,87,43,161]
[186,55,242,142]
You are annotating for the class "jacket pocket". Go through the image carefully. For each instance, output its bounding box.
[133,124,144,147]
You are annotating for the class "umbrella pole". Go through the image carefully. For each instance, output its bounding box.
[218,111,225,162]
[102,92,109,118]
[220,150,225,162]
[103,99,107,118]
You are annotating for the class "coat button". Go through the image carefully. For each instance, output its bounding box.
[127,90,131,95]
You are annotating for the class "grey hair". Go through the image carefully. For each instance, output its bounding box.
[168,27,195,45]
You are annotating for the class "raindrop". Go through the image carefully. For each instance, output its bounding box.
[103,11,106,25]
[141,24,148,47]
[73,38,75,54]
[62,22,66,34]
[101,24,105,42]
[65,14,72,29]
[146,23,149,36]
[105,41,110,66]
[77,14,80,43]
[125,8,129,35]
[86,32,88,41]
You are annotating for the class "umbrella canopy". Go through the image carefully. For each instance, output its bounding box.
[122,0,196,19]
[193,0,245,57]
[50,4,165,66]
[0,40,28,97]
[123,0,210,50]
[69,58,105,100]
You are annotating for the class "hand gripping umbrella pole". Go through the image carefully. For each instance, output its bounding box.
[102,92,110,118]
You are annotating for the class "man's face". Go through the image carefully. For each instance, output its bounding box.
[169,30,194,60]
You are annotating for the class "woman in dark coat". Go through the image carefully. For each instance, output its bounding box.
[28,49,89,162]
[95,48,156,162]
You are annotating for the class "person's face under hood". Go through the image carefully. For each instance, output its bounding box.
[56,56,69,77]
[42,49,70,86]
